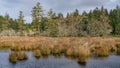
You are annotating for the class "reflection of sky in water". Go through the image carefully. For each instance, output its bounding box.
[0,51,120,68]
[87,55,120,68]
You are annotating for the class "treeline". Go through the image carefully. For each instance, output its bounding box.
[0,2,120,37]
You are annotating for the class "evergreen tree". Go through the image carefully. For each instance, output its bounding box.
[109,5,120,35]
[3,13,9,30]
[17,11,24,31]
[0,3,119,36]
[31,2,43,35]
[46,9,58,37]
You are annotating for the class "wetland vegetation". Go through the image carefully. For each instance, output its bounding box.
[0,1,120,68]
[0,37,119,64]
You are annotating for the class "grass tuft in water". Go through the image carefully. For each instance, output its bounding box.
[17,52,28,60]
[9,52,18,63]
[34,49,41,59]
[95,46,109,57]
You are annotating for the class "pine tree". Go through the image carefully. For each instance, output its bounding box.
[17,11,24,33]
[46,9,58,37]
[3,13,9,30]
[109,5,120,35]
[31,2,43,35]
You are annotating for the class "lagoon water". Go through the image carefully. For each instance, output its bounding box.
[0,51,120,68]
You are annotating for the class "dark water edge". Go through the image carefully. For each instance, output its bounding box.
[0,51,120,68]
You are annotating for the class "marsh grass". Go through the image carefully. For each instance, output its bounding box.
[1,37,120,63]
[115,44,120,55]
[117,49,120,55]
[110,45,117,52]
[65,48,74,56]
[116,44,120,48]
[11,46,22,51]
[17,52,28,60]
[65,46,91,63]
[94,46,109,57]
[76,47,91,63]
[52,46,63,55]
[40,48,51,56]
[34,49,41,59]
[9,51,28,63]
[9,52,17,63]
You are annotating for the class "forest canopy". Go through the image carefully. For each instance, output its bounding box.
[0,2,120,37]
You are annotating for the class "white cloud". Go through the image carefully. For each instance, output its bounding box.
[110,0,117,2]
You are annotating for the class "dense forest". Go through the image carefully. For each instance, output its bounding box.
[0,2,120,37]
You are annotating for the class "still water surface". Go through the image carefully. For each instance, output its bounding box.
[0,50,120,68]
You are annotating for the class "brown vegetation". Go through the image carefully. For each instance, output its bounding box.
[9,51,28,63]
[17,52,28,60]
[116,44,120,55]
[9,52,17,63]
[94,46,109,57]
[34,49,41,58]
[1,37,120,63]
[66,46,90,63]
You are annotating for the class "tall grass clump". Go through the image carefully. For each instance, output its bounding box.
[40,48,51,56]
[76,47,91,63]
[0,44,11,49]
[34,49,41,59]
[65,47,74,57]
[110,45,117,52]
[94,46,109,57]
[11,46,21,51]
[52,45,67,56]
[66,46,91,63]
[116,44,120,55]
[17,52,28,60]
[9,52,17,63]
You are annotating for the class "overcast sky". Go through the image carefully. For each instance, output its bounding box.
[0,0,119,23]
